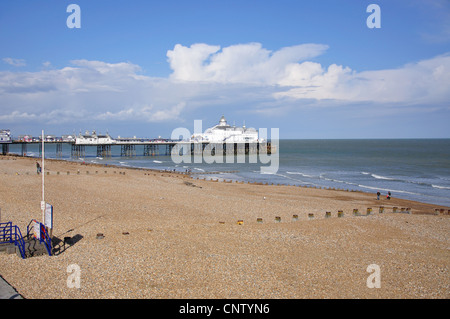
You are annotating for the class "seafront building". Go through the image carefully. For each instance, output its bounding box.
[0,129,12,155]
[0,129,11,143]
[75,130,116,145]
[190,115,261,143]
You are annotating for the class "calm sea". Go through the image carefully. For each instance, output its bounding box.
[11,139,450,207]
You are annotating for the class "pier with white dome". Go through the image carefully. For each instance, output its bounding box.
[3,116,274,158]
[191,116,260,144]
[183,115,272,157]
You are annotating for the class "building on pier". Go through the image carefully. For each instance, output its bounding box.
[190,115,261,144]
[62,135,76,142]
[17,135,33,142]
[0,129,12,143]
[76,130,116,145]
[0,129,12,155]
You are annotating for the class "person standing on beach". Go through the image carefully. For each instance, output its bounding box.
[377,191,380,200]
[387,191,391,200]
[36,162,41,175]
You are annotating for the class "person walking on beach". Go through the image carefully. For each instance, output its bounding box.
[387,191,391,200]
[377,191,380,200]
[36,162,41,175]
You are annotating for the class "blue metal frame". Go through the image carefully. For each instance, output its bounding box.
[27,219,52,257]
[39,223,52,256]
[0,222,26,259]
[0,222,12,242]
[13,226,26,259]
[1,220,52,259]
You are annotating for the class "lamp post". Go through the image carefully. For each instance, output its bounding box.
[41,130,45,223]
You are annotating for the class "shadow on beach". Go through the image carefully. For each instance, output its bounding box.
[52,234,83,256]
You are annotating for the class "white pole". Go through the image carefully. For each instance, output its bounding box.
[42,130,45,222]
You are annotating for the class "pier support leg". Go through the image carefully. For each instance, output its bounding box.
[1,144,9,155]
[143,145,151,156]
[97,145,111,158]
[121,145,136,157]
[56,143,62,157]
[71,144,85,158]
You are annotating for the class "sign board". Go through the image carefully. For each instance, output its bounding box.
[44,203,53,229]
[33,220,40,240]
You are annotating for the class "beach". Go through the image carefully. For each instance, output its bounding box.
[0,155,449,299]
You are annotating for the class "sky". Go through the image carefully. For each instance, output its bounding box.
[0,0,449,139]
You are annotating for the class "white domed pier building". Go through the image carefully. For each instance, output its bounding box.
[191,116,261,144]
[186,115,272,156]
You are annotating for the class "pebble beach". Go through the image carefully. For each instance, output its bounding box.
[0,155,449,299]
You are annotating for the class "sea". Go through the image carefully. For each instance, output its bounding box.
[10,139,450,207]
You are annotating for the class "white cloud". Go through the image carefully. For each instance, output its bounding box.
[95,102,186,122]
[167,42,450,107]
[167,42,329,85]
[2,57,26,67]
[0,43,449,135]
[167,43,221,81]
[0,111,37,121]
[276,53,450,105]
[0,60,186,125]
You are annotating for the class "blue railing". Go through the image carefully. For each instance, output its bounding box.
[39,223,52,256]
[27,220,52,257]
[1,220,52,259]
[0,221,26,259]
[0,222,12,242]
[13,226,26,259]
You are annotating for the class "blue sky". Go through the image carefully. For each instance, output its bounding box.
[1,0,449,138]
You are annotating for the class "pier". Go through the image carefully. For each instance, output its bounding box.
[2,116,275,158]
[5,140,274,158]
